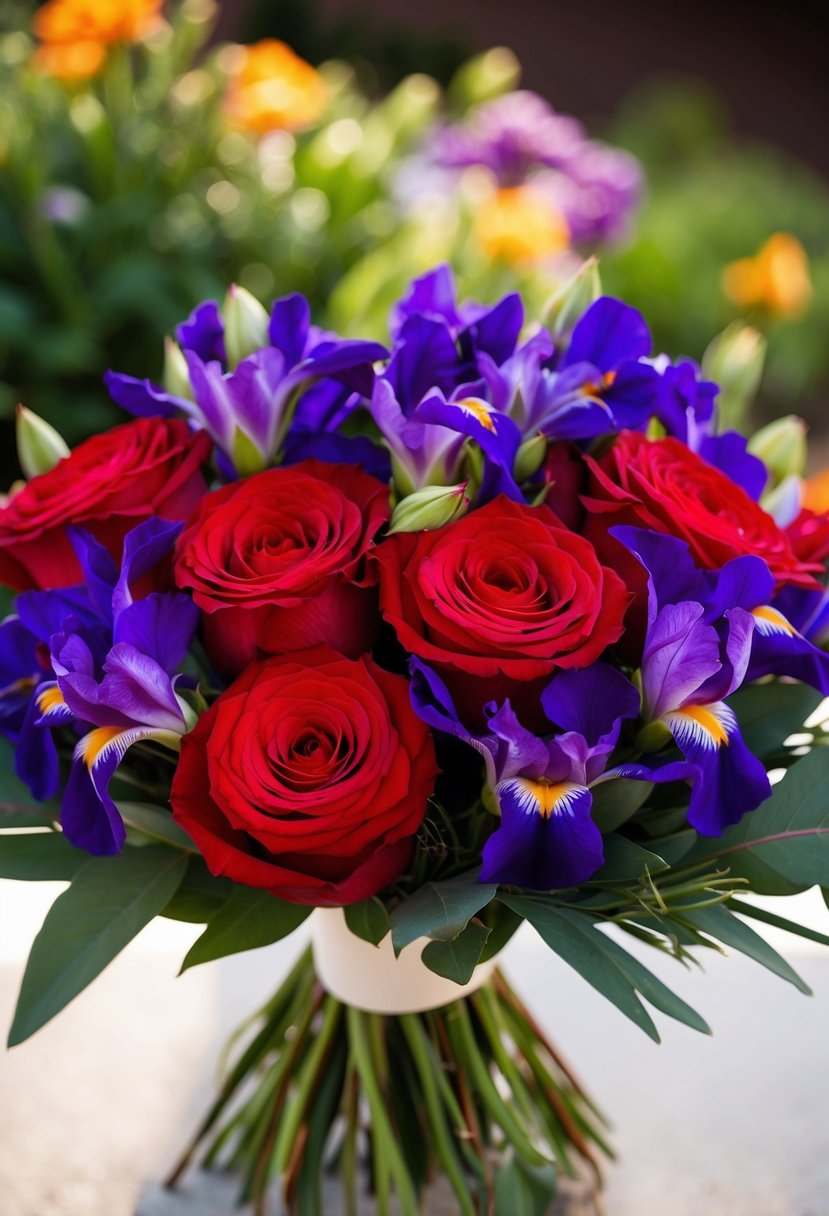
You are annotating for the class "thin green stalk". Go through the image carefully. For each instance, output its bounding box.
[400,1014,477,1216]
[346,1007,420,1216]
[272,995,342,1176]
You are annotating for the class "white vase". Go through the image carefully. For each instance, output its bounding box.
[310,906,500,1014]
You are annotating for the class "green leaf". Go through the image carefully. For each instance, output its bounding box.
[421,920,491,984]
[0,831,85,882]
[679,747,829,892]
[118,801,198,852]
[0,737,60,826]
[684,904,811,994]
[590,779,653,833]
[390,872,497,955]
[504,897,710,1040]
[181,886,310,972]
[8,846,187,1045]
[494,1154,557,1216]
[728,897,829,950]
[344,897,390,945]
[728,682,823,759]
[589,835,668,884]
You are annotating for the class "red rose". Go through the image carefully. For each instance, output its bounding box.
[375,495,629,727]
[786,507,829,567]
[174,460,389,678]
[583,431,822,599]
[0,418,211,591]
[170,647,438,905]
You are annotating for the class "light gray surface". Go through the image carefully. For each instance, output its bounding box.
[2,886,829,1216]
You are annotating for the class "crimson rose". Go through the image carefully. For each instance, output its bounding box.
[170,648,438,905]
[583,431,821,596]
[174,460,389,678]
[0,417,211,591]
[375,495,629,726]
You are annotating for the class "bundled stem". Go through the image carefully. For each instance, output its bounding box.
[167,949,609,1214]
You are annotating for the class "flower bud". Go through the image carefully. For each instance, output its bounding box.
[15,405,69,479]
[543,257,602,342]
[701,322,765,433]
[748,415,807,485]
[388,483,470,534]
[761,473,802,528]
[222,284,269,369]
[514,434,547,482]
[231,426,267,477]
[449,47,521,108]
[163,337,192,399]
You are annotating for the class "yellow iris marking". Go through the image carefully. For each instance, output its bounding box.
[518,778,575,818]
[753,606,797,635]
[581,369,617,398]
[456,397,497,433]
[681,705,729,747]
[80,726,124,769]
[37,685,66,714]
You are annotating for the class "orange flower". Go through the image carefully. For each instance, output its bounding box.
[722,232,813,319]
[223,40,327,136]
[473,185,570,266]
[32,0,163,79]
[803,470,829,515]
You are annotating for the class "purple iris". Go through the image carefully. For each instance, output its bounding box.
[0,520,198,855]
[615,527,829,835]
[105,293,386,477]
[410,659,690,891]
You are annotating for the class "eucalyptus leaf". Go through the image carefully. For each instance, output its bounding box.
[181,887,310,972]
[118,801,198,852]
[344,897,390,945]
[728,682,823,759]
[390,872,497,956]
[590,779,653,833]
[504,897,709,1040]
[589,835,668,884]
[8,846,187,1045]
[685,904,810,994]
[421,920,491,984]
[678,747,829,891]
[0,830,85,882]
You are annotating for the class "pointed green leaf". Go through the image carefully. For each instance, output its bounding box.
[421,920,491,984]
[8,846,187,1045]
[728,897,829,951]
[118,801,199,852]
[589,835,668,884]
[504,897,710,1038]
[494,1154,557,1216]
[181,886,309,971]
[685,904,811,994]
[0,831,85,882]
[728,682,823,759]
[390,871,497,955]
[344,896,390,945]
[590,779,653,833]
[680,746,829,891]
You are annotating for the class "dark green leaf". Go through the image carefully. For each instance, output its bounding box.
[0,831,85,882]
[390,871,497,955]
[728,897,829,950]
[504,897,710,1039]
[344,897,390,945]
[0,737,61,826]
[8,846,187,1045]
[181,886,310,972]
[421,920,491,984]
[589,835,668,884]
[590,779,653,833]
[684,904,810,994]
[728,682,823,759]
[678,747,829,891]
[494,1154,557,1216]
[118,801,198,852]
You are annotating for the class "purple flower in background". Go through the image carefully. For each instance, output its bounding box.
[105,293,386,477]
[410,659,690,890]
[404,91,642,248]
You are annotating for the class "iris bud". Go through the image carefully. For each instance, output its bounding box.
[543,257,602,342]
[748,415,807,485]
[15,405,69,479]
[701,322,765,432]
[222,284,269,369]
[388,482,470,534]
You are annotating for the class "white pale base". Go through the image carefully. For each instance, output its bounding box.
[310,907,499,1014]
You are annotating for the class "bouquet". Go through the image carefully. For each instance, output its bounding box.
[3,263,829,1215]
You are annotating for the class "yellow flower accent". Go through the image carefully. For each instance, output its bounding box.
[722,233,812,319]
[455,397,497,432]
[803,469,829,515]
[474,186,570,267]
[32,0,164,79]
[37,685,66,715]
[515,779,577,819]
[79,726,125,769]
[679,705,729,748]
[223,40,328,136]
